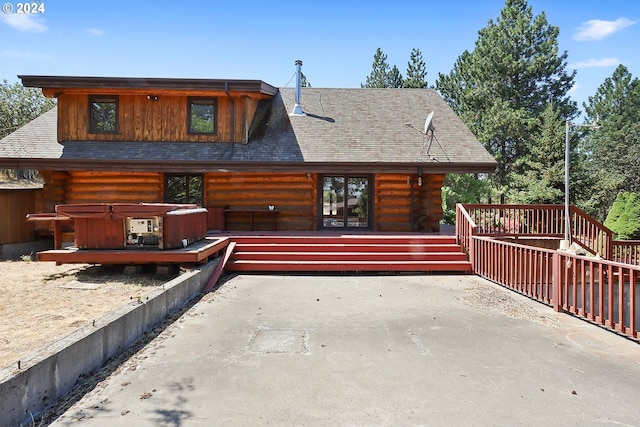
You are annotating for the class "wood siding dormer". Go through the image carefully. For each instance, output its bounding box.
[55,91,268,143]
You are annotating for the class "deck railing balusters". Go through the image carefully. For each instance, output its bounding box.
[457,203,640,341]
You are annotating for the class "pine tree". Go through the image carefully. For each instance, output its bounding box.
[508,103,592,204]
[582,65,640,220]
[436,0,576,201]
[508,104,564,203]
[387,65,404,88]
[362,48,391,88]
[404,48,428,88]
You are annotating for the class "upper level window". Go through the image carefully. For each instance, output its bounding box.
[188,97,217,135]
[89,96,118,133]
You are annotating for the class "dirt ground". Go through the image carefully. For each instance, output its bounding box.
[0,260,179,371]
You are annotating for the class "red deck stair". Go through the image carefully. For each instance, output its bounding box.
[224,234,472,273]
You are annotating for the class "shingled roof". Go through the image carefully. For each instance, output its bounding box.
[279,87,495,167]
[0,85,496,174]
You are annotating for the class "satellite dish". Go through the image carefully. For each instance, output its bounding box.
[423,111,435,135]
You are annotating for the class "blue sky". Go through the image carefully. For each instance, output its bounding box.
[1,0,638,113]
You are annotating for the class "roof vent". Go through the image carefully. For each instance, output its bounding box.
[290,59,306,116]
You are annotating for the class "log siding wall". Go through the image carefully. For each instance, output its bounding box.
[64,171,163,204]
[205,172,316,231]
[374,173,444,232]
[37,171,443,233]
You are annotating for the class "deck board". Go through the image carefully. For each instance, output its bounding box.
[36,237,229,265]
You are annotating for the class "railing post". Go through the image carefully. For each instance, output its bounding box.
[552,251,562,312]
[605,231,613,260]
[468,232,475,273]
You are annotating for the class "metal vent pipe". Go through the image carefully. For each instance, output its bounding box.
[290,59,305,116]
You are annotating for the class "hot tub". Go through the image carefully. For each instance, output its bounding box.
[55,203,207,250]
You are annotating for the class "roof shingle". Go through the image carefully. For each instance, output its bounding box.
[0,86,496,174]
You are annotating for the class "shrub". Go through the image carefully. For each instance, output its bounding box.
[604,192,640,240]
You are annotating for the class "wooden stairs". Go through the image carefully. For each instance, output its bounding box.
[223,234,472,273]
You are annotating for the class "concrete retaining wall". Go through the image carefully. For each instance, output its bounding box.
[0,258,219,426]
[0,239,53,260]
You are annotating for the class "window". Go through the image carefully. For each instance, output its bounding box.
[89,96,118,133]
[188,97,217,135]
[165,174,204,205]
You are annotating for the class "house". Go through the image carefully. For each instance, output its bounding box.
[0,63,496,235]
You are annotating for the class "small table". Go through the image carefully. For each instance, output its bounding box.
[26,213,74,249]
[224,208,279,231]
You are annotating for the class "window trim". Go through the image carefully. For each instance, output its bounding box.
[89,95,119,134]
[187,97,218,135]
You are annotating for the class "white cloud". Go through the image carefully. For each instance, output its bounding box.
[573,17,636,41]
[1,49,51,60]
[569,57,620,69]
[568,82,581,96]
[86,28,104,36]
[0,13,47,32]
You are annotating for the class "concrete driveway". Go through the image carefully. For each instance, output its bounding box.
[48,273,640,426]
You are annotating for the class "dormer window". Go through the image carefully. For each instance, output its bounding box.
[89,95,118,134]
[188,97,217,135]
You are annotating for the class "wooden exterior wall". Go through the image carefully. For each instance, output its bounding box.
[205,172,316,231]
[0,189,37,244]
[38,170,163,214]
[38,171,68,213]
[414,173,445,233]
[64,171,163,204]
[36,170,443,233]
[374,173,444,232]
[56,93,260,143]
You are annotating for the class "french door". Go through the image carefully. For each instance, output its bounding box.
[321,175,371,229]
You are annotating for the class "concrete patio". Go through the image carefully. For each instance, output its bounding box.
[47,273,640,426]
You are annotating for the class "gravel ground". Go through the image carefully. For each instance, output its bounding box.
[0,260,178,370]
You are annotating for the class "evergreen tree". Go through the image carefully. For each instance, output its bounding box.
[508,103,594,205]
[581,65,640,220]
[362,48,391,88]
[404,48,428,88]
[508,103,565,203]
[436,0,576,201]
[387,65,404,88]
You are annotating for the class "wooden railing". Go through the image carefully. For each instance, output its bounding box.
[455,203,477,258]
[569,205,613,259]
[459,204,614,258]
[613,240,640,265]
[460,204,564,237]
[456,203,640,341]
[553,252,639,339]
[472,236,554,304]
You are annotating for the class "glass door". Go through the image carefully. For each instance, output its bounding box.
[322,175,370,229]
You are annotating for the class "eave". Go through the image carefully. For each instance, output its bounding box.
[18,75,279,98]
[0,157,497,175]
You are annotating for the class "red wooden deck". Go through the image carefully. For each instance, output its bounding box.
[33,230,471,274]
[36,237,230,266]
[218,232,472,273]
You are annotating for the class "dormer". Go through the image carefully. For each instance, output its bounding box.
[19,76,278,144]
